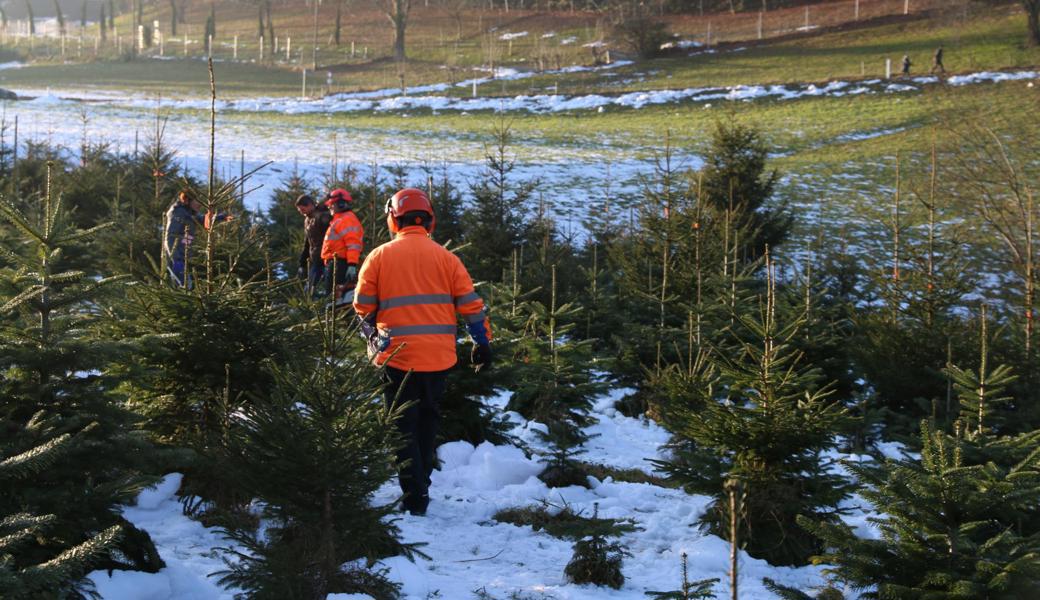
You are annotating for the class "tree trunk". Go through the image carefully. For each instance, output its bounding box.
[170,0,177,36]
[265,0,274,54]
[52,0,64,36]
[386,0,408,62]
[1027,1,1040,46]
[394,14,406,60]
[334,0,342,46]
[25,0,34,35]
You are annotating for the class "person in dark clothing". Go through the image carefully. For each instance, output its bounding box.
[162,190,223,287]
[295,193,332,294]
[932,46,945,74]
[163,190,231,288]
[901,54,912,77]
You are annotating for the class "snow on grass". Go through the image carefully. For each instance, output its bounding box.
[660,39,704,50]
[499,31,529,41]
[946,70,1039,86]
[23,68,1032,117]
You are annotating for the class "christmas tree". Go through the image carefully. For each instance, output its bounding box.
[800,419,1040,599]
[0,163,166,591]
[215,315,414,600]
[0,420,123,598]
[653,254,851,566]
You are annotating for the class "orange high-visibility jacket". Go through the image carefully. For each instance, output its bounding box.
[321,210,364,264]
[353,226,491,372]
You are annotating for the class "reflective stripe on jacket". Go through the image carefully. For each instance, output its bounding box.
[321,210,364,264]
[353,226,491,372]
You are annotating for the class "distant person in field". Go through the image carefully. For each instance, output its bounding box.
[932,46,945,74]
[901,54,912,77]
[163,190,231,288]
[295,193,331,294]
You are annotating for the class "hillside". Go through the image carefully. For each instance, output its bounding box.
[0,0,1032,96]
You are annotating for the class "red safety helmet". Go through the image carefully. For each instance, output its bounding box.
[324,188,353,209]
[385,188,435,234]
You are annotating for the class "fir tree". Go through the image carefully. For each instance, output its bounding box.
[652,254,852,566]
[564,504,630,589]
[428,164,465,248]
[801,420,1040,599]
[507,265,605,444]
[945,305,1017,437]
[0,416,124,599]
[461,121,534,283]
[698,120,788,261]
[646,552,718,599]
[852,151,977,434]
[215,316,413,600]
[0,164,166,586]
[264,166,317,276]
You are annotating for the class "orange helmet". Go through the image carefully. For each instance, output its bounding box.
[324,188,353,209]
[385,188,435,234]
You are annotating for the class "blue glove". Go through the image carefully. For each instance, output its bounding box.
[466,320,489,346]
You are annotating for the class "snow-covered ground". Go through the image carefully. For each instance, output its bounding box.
[0,90,695,225]
[86,385,873,600]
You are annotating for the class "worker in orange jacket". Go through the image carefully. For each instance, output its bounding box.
[320,188,364,300]
[354,188,492,516]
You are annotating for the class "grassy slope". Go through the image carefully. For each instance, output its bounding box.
[494,7,1038,95]
[0,2,1031,97]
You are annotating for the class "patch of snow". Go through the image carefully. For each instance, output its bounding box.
[499,31,529,41]
[946,70,1038,86]
[660,39,703,50]
[0,61,23,70]
[836,127,905,142]
[560,36,577,45]
[88,473,240,599]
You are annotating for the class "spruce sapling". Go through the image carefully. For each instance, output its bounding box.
[645,552,719,599]
[564,504,630,589]
[215,315,414,600]
[507,265,604,444]
[800,419,1040,599]
[652,250,852,566]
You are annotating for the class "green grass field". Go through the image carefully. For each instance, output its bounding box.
[0,2,1031,98]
